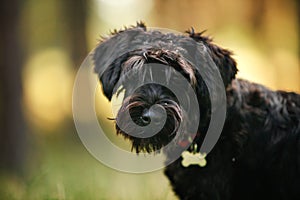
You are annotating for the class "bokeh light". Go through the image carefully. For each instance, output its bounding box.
[23,49,74,130]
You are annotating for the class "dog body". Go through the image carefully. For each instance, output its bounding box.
[93,23,300,200]
[165,78,300,200]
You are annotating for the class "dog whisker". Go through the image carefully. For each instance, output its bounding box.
[107,117,116,120]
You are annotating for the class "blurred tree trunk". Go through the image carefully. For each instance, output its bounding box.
[0,0,26,173]
[62,0,88,69]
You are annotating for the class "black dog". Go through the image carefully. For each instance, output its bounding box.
[93,22,300,200]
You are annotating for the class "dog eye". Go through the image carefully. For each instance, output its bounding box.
[163,102,168,106]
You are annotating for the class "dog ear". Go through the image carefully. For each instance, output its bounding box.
[93,22,147,100]
[208,45,238,87]
[98,59,122,101]
[93,43,126,100]
[186,29,238,87]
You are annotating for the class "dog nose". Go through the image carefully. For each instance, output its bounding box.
[140,107,164,126]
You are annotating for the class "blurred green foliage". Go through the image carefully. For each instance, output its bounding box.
[0,132,175,200]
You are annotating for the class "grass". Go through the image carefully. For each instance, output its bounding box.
[0,131,177,200]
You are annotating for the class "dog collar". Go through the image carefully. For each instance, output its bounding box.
[177,133,198,148]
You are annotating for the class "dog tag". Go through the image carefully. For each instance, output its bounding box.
[181,151,207,167]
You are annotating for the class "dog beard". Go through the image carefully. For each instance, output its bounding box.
[115,84,183,153]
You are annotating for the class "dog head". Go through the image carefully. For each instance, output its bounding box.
[93,22,237,153]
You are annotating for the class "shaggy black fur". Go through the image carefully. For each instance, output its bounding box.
[93,22,300,200]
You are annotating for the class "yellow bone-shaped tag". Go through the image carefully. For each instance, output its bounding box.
[181,151,207,167]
